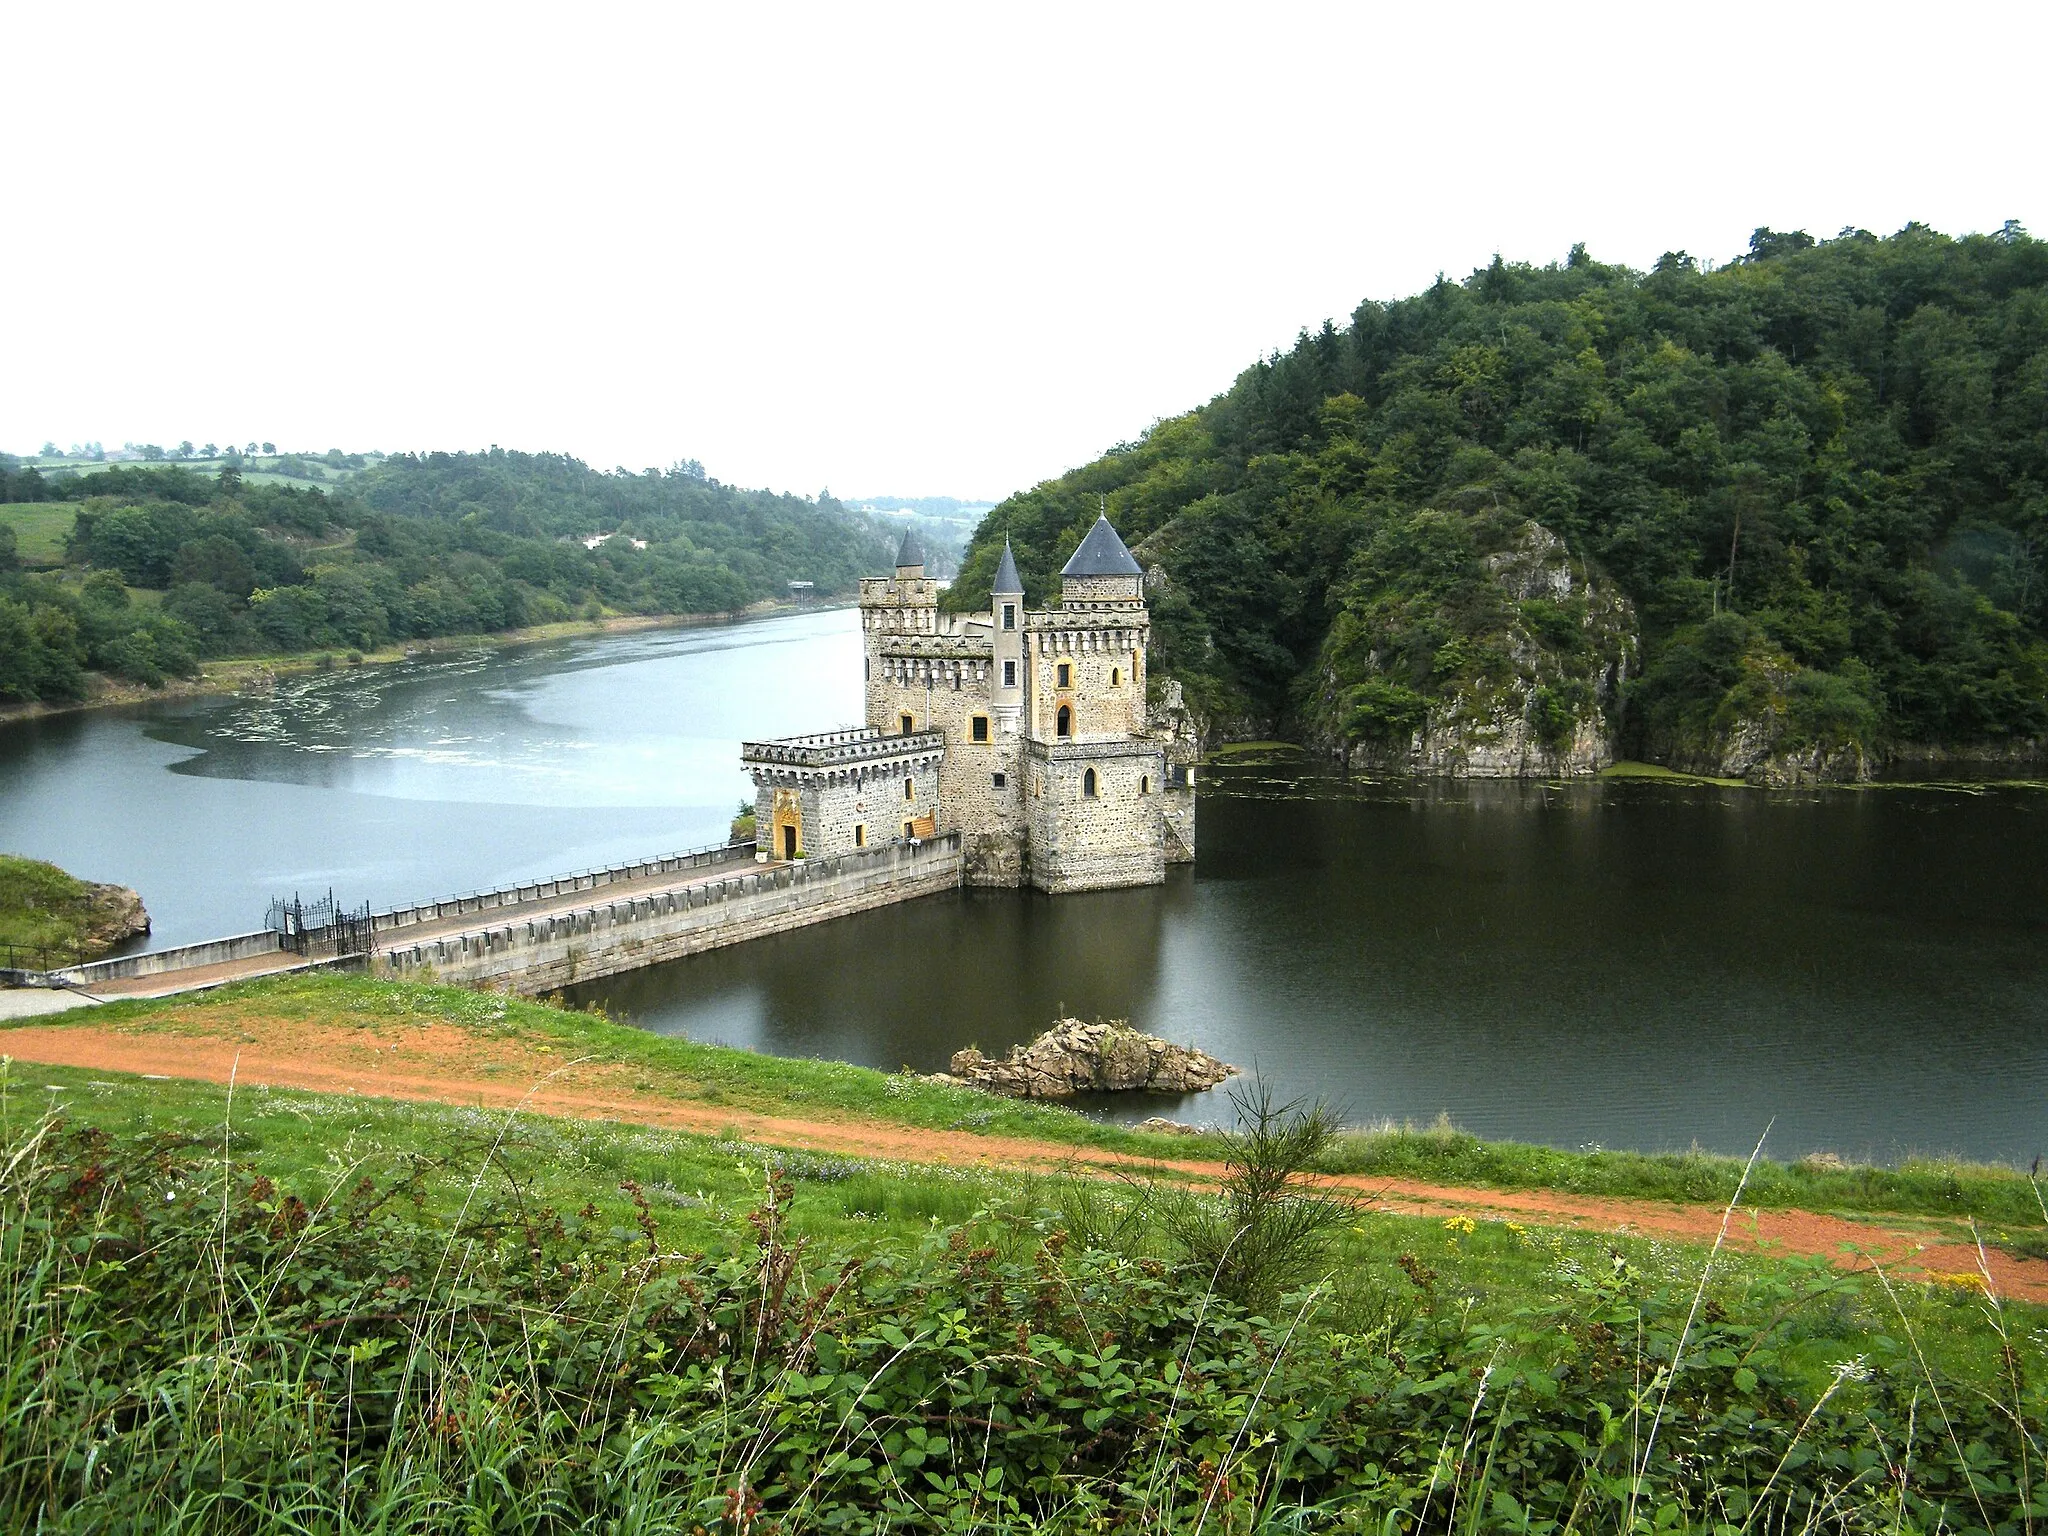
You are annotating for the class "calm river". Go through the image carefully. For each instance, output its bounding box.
[3,608,2043,1165]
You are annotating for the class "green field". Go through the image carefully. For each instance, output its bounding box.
[19,453,376,494]
[0,502,75,565]
[2,1030,2040,1532]
[22,971,2048,1228]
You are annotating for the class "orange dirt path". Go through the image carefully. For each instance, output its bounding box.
[7,1018,2045,1304]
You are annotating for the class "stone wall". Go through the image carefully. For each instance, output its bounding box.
[380,834,965,993]
[1024,738,1167,893]
[378,845,753,935]
[1025,626,1146,740]
[754,760,939,862]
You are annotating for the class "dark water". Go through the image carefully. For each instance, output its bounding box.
[577,766,2048,1163]
[4,608,2044,1164]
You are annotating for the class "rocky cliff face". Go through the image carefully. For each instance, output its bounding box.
[938,1019,1236,1099]
[1324,519,1638,779]
[82,882,150,956]
[1653,643,1880,786]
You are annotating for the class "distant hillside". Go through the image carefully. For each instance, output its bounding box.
[848,496,993,580]
[952,223,2048,781]
[0,451,894,704]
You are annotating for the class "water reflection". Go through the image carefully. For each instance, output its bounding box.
[584,879,1180,1074]
[578,759,2048,1167]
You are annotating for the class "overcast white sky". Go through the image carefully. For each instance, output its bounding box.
[5,3,2043,502]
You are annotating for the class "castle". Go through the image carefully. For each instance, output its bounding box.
[741,516,1197,892]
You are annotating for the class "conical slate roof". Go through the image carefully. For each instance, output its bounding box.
[895,528,926,569]
[1060,514,1143,578]
[991,539,1023,593]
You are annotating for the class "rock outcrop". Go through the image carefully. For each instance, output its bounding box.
[1659,648,1878,786]
[1319,518,1639,779]
[81,882,150,956]
[942,1019,1237,1099]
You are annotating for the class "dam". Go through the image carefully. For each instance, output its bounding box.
[38,833,964,1001]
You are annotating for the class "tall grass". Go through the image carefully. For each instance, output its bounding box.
[0,1068,2042,1532]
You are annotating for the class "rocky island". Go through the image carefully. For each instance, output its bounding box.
[937,1018,1236,1099]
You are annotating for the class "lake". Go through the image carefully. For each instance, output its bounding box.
[4,607,2044,1165]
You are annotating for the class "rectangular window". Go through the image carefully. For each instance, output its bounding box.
[1003,659,1016,687]
[992,772,1006,789]
[854,824,866,848]
[1002,603,1016,631]
[904,820,916,839]
[971,715,989,742]
[1057,662,1071,688]
[900,713,914,734]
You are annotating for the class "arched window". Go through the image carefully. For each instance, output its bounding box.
[1056,704,1071,738]
[1083,767,1097,797]
[1111,667,1121,686]
[1140,775,1150,794]
[904,777,915,800]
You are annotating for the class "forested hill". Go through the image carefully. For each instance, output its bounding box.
[951,224,2048,777]
[0,451,893,703]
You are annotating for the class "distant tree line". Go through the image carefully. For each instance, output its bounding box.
[953,223,2048,758]
[0,451,895,703]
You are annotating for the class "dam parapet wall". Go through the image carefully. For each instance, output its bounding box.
[374,844,755,935]
[378,833,963,993]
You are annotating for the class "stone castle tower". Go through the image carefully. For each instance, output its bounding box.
[741,516,1196,892]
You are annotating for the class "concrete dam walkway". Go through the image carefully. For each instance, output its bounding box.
[34,834,964,1004]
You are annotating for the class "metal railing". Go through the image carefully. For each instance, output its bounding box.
[0,941,87,974]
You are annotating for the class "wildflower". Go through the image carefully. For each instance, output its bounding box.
[1444,1215,1478,1236]
[1929,1271,1990,1294]
[1827,1356,1873,1382]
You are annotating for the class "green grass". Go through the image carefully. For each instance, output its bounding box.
[17,972,2048,1239]
[0,855,106,962]
[0,502,75,565]
[37,971,1147,1153]
[0,1056,2039,1531]
[1319,1114,2048,1233]
[1600,758,1749,787]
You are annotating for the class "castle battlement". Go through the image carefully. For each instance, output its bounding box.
[741,517,1196,892]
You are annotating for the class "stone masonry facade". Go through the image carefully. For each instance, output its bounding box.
[742,516,1197,893]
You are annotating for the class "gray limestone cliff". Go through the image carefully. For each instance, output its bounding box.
[1318,519,1638,778]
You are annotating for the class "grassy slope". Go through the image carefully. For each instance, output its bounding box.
[16,971,2048,1232]
[0,503,74,565]
[5,1053,2032,1391]
[0,855,109,958]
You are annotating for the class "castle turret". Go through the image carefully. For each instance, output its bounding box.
[1059,514,1144,603]
[990,539,1024,737]
[894,529,926,578]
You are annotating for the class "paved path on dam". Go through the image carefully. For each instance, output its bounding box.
[72,853,783,1003]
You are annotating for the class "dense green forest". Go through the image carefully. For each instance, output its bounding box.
[0,452,894,703]
[954,224,2048,772]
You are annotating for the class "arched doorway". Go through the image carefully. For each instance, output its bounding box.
[770,788,801,861]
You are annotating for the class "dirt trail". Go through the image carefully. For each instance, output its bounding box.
[7,1017,2045,1304]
